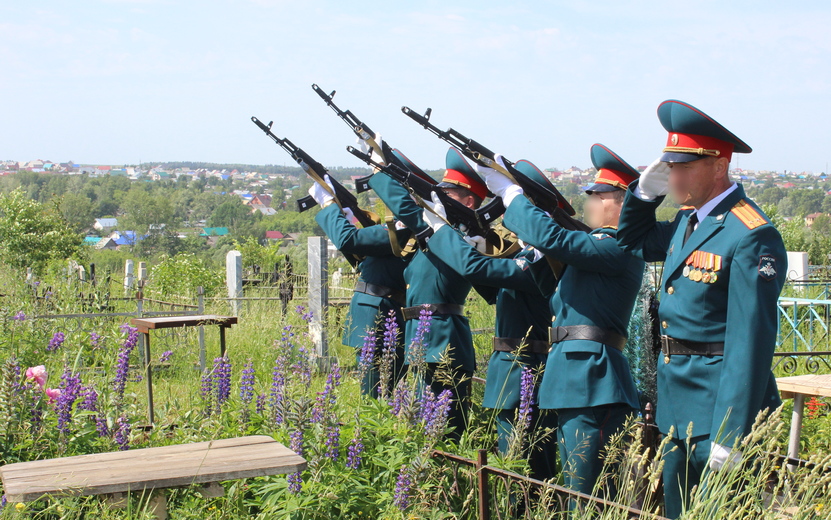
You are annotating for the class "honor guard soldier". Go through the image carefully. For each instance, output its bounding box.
[421,159,560,481]
[308,177,411,397]
[369,148,491,441]
[616,100,786,519]
[477,145,644,498]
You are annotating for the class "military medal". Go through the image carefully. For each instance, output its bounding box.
[683,252,694,278]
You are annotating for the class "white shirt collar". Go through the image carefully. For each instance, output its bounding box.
[692,182,738,222]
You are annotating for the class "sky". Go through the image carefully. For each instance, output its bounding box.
[2,0,829,173]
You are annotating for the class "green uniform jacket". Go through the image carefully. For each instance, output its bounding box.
[368,172,478,372]
[427,225,557,409]
[617,182,785,445]
[503,196,643,411]
[315,204,410,349]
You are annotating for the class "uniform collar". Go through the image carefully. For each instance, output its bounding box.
[689,182,738,222]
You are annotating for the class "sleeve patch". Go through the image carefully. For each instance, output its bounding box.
[514,257,529,271]
[731,200,767,230]
[592,233,611,240]
[758,255,777,281]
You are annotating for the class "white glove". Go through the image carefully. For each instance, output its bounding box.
[709,442,742,472]
[463,235,487,254]
[422,192,448,232]
[342,207,358,225]
[308,175,335,207]
[636,158,671,201]
[356,135,386,167]
[474,155,524,206]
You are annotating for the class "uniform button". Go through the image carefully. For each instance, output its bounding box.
[667,287,674,295]
[662,320,668,329]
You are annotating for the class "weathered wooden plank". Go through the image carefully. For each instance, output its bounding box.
[4,443,306,482]
[130,315,237,333]
[1,436,275,476]
[0,436,306,503]
[777,374,831,398]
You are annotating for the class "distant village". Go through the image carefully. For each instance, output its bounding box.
[2,158,829,253]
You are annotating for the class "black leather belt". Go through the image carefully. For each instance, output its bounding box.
[548,325,627,352]
[493,337,550,355]
[402,303,464,321]
[661,336,724,357]
[354,280,405,306]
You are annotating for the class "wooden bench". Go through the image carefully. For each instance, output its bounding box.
[130,315,237,425]
[0,435,305,519]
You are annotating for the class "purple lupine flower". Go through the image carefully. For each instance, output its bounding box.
[12,311,26,321]
[159,350,173,363]
[114,415,130,450]
[518,366,535,431]
[55,368,82,437]
[239,360,255,405]
[379,311,399,399]
[295,304,313,323]
[1,494,6,509]
[346,426,364,469]
[418,388,437,423]
[293,345,312,389]
[113,325,139,405]
[406,307,432,371]
[312,363,341,424]
[255,393,266,415]
[289,428,304,457]
[389,378,410,417]
[324,423,340,460]
[287,471,303,494]
[89,331,101,350]
[214,356,232,411]
[200,370,215,416]
[269,353,287,424]
[393,464,413,510]
[425,389,452,440]
[357,328,376,379]
[78,386,109,437]
[47,331,65,352]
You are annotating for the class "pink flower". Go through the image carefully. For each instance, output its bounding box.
[44,387,61,402]
[25,365,47,389]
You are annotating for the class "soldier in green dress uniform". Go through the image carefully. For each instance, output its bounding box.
[476,144,644,498]
[421,159,560,481]
[308,178,411,397]
[616,100,786,519]
[369,147,492,442]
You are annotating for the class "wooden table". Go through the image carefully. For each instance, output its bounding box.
[0,435,305,519]
[130,315,238,425]
[776,374,831,465]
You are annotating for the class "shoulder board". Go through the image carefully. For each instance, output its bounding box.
[730,200,768,230]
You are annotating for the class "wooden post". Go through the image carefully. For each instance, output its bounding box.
[226,250,242,316]
[307,237,329,366]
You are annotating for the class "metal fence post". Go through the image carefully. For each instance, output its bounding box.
[477,449,490,520]
[198,286,206,371]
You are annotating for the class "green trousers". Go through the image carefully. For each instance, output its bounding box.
[496,408,559,482]
[557,404,634,497]
[661,435,711,519]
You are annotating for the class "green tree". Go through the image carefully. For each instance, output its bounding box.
[58,192,96,233]
[0,188,84,273]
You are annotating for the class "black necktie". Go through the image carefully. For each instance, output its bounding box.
[683,213,698,246]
